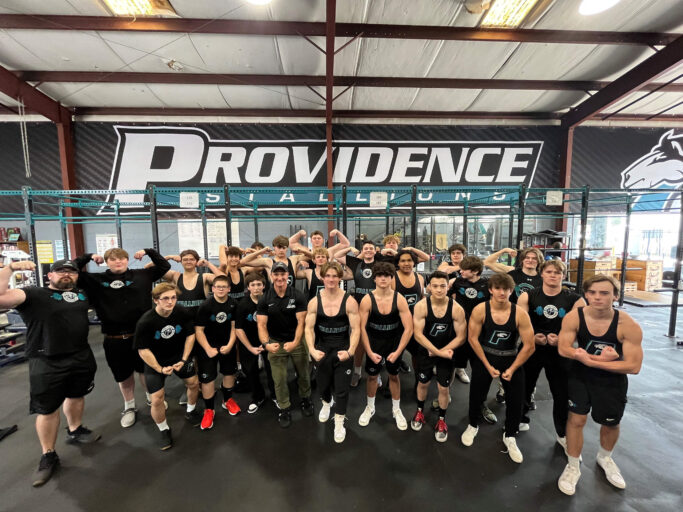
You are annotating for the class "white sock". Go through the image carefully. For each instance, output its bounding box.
[568,455,580,469]
[124,399,135,410]
[145,392,151,402]
[598,446,612,460]
[367,396,375,409]
[354,366,362,375]
[156,420,169,431]
[392,399,400,412]
[187,402,196,412]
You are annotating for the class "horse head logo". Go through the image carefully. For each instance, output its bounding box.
[621,130,683,190]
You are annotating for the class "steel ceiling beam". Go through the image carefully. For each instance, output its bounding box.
[0,64,70,123]
[0,14,678,46]
[325,0,335,233]
[562,34,683,128]
[16,71,683,93]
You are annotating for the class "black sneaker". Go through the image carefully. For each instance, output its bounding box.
[399,359,411,373]
[248,398,266,414]
[185,408,202,426]
[528,400,537,411]
[278,409,292,428]
[495,389,506,403]
[300,398,314,417]
[159,428,173,451]
[32,451,59,487]
[65,425,101,445]
[481,405,497,425]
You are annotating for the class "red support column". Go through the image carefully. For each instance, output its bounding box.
[57,119,84,257]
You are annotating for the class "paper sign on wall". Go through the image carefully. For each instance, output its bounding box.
[370,192,388,208]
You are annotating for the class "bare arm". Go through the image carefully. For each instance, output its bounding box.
[581,314,643,374]
[467,304,495,374]
[181,334,196,363]
[502,308,535,380]
[285,311,307,351]
[289,230,307,250]
[403,246,430,263]
[257,314,272,347]
[443,302,467,352]
[304,298,322,359]
[389,295,414,361]
[359,296,377,361]
[240,247,273,269]
[328,229,350,255]
[413,299,442,355]
[0,262,30,309]
[138,348,165,374]
[558,310,580,359]
[346,296,360,357]
[484,248,516,273]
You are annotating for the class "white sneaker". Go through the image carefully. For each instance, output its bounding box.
[120,408,136,428]
[358,405,375,427]
[556,435,582,461]
[519,422,530,432]
[350,372,361,387]
[461,425,479,447]
[377,375,383,388]
[597,456,626,489]
[333,414,346,443]
[455,368,470,383]
[558,463,581,495]
[393,409,408,431]
[318,398,334,423]
[146,398,168,410]
[503,434,523,463]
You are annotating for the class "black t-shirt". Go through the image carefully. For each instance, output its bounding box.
[235,296,260,347]
[526,287,581,335]
[134,306,194,367]
[507,269,542,303]
[16,287,91,358]
[346,255,376,302]
[450,277,489,321]
[74,249,170,335]
[256,286,307,342]
[196,297,237,348]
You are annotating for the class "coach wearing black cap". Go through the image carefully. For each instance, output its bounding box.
[257,261,312,428]
[0,259,101,487]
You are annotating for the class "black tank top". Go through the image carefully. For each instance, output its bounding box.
[177,273,206,314]
[260,268,271,292]
[395,272,422,313]
[424,297,455,350]
[479,302,519,356]
[367,291,403,342]
[228,269,245,300]
[527,287,580,335]
[507,269,542,303]
[315,292,350,350]
[576,307,625,379]
[308,270,325,301]
[353,260,376,302]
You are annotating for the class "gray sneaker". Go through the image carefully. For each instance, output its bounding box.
[120,408,137,428]
[481,405,497,424]
[350,372,361,387]
[178,392,188,406]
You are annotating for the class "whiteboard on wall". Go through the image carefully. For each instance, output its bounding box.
[178,221,240,259]
[96,234,119,266]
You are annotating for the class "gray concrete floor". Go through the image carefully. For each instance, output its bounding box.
[0,305,681,512]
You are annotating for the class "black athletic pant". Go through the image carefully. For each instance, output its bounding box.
[468,354,524,437]
[453,341,473,369]
[522,344,569,437]
[239,345,275,402]
[315,344,352,416]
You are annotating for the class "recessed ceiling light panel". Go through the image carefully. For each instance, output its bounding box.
[480,0,540,28]
[101,0,178,17]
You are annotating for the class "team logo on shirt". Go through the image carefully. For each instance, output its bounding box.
[487,330,511,345]
[430,323,448,336]
[109,280,125,289]
[286,298,296,309]
[62,291,79,303]
[404,294,418,305]
[586,340,617,356]
[247,313,256,322]
[215,312,229,323]
[465,288,478,299]
[515,283,535,296]
[543,305,559,319]
[362,268,373,279]
[160,325,177,339]
[287,275,294,286]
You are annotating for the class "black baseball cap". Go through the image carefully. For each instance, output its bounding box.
[271,261,288,273]
[50,259,79,272]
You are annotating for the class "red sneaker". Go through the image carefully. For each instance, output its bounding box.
[200,409,215,430]
[435,418,448,443]
[222,398,241,416]
[411,409,426,431]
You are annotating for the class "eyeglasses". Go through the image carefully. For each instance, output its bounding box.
[213,285,229,290]
[158,296,177,302]
[53,269,78,275]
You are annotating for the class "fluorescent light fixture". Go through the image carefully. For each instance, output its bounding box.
[101,0,177,17]
[480,0,540,28]
[247,0,272,5]
[579,0,621,15]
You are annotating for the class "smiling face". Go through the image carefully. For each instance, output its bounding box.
[212,279,230,300]
[271,270,288,289]
[361,243,376,260]
[181,254,198,271]
[398,253,415,273]
[521,251,539,271]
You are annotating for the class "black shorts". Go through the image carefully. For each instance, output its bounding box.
[568,372,628,426]
[103,335,145,382]
[365,337,402,376]
[29,348,97,415]
[196,348,238,384]
[416,351,454,387]
[144,361,197,394]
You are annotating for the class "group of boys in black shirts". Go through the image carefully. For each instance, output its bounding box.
[0,231,642,497]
